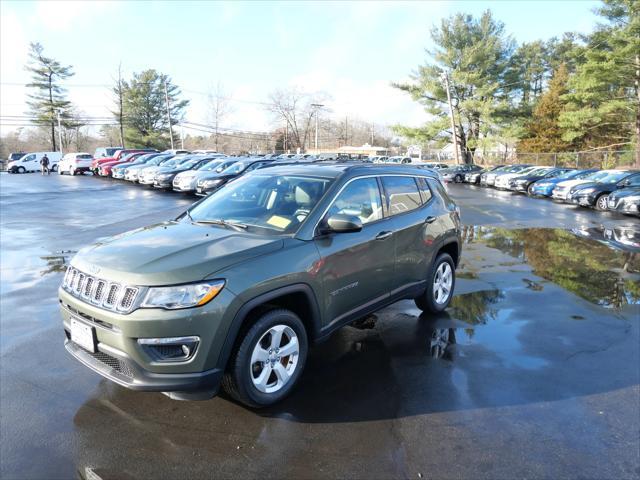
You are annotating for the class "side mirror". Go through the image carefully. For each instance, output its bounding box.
[322,214,363,234]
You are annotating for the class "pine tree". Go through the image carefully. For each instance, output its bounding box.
[393,11,515,163]
[121,69,189,149]
[519,64,574,152]
[559,0,639,165]
[24,42,74,151]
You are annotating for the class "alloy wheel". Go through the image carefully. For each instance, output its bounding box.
[433,262,453,304]
[250,324,300,394]
[596,195,608,211]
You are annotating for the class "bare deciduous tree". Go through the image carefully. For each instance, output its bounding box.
[267,88,329,152]
[207,82,234,152]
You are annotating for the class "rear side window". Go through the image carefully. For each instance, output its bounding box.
[382,176,422,215]
[625,174,640,187]
[416,177,433,203]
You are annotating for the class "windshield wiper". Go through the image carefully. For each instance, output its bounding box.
[194,218,248,231]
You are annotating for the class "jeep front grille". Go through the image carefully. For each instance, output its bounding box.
[62,267,140,313]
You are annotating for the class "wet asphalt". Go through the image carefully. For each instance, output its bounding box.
[1,174,638,480]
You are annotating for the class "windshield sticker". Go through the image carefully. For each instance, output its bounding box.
[267,215,291,229]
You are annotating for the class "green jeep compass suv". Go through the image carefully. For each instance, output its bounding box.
[59,164,461,407]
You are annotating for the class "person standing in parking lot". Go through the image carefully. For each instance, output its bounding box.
[40,154,50,175]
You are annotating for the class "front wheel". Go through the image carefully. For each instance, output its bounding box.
[454,174,462,183]
[527,184,535,196]
[51,164,57,172]
[415,253,456,313]
[222,309,308,408]
[595,194,608,211]
[16,166,25,174]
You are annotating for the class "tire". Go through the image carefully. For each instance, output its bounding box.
[454,174,462,183]
[595,194,608,211]
[71,168,77,176]
[415,253,456,313]
[527,184,535,196]
[51,164,57,172]
[16,166,25,174]
[222,308,308,408]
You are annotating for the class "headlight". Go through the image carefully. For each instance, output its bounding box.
[623,195,640,202]
[577,187,596,194]
[141,280,225,310]
[202,179,222,187]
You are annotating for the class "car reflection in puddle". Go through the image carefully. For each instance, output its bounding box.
[461,224,640,309]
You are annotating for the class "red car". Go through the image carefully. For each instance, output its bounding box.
[98,152,147,176]
[91,148,157,173]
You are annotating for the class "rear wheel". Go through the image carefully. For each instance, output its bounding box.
[415,253,456,313]
[527,184,535,196]
[16,166,25,174]
[222,308,308,408]
[595,194,608,211]
[51,164,57,172]
[454,174,463,183]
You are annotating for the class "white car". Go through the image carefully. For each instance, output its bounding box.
[551,170,622,201]
[494,166,543,189]
[7,151,62,173]
[58,152,93,175]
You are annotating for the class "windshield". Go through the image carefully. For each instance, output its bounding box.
[220,161,247,175]
[555,169,580,179]
[597,171,631,184]
[77,154,92,159]
[189,174,333,235]
[180,157,205,169]
[197,160,221,171]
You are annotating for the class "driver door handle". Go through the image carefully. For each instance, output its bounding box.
[424,216,437,224]
[375,231,393,240]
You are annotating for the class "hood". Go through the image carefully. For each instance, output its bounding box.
[609,187,640,200]
[557,178,591,188]
[197,172,235,181]
[71,221,284,286]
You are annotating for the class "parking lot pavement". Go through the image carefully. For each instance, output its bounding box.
[1,174,638,479]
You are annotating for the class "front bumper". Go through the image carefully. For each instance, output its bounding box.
[64,336,222,396]
[153,179,174,189]
[608,199,640,215]
[570,193,596,206]
[59,286,236,397]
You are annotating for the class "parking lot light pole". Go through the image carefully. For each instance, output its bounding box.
[441,72,461,165]
[311,103,324,150]
[163,80,175,150]
[56,110,63,154]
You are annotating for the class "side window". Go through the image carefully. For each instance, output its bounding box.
[328,178,383,225]
[382,176,422,215]
[24,154,36,162]
[416,177,433,203]
[625,174,640,187]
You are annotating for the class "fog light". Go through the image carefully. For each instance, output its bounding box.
[138,336,199,362]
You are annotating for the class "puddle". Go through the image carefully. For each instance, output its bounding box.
[461,225,640,309]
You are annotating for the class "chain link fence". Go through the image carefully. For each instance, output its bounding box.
[471,150,636,169]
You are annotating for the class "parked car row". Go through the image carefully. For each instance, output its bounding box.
[453,163,639,216]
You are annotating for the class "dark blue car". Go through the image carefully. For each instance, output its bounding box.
[529,169,599,197]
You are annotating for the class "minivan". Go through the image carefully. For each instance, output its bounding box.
[7,152,62,173]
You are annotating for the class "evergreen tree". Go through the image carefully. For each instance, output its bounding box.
[393,11,514,163]
[24,42,74,151]
[121,69,189,149]
[559,0,639,165]
[519,64,575,152]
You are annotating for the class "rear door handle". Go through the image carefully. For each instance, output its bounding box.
[424,216,437,224]
[375,231,393,240]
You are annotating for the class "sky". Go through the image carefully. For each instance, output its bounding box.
[0,0,601,137]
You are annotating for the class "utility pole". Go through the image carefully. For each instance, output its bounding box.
[56,110,63,154]
[180,124,184,150]
[370,122,374,145]
[284,122,288,153]
[345,116,349,146]
[441,72,461,165]
[311,103,324,151]
[163,80,175,150]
